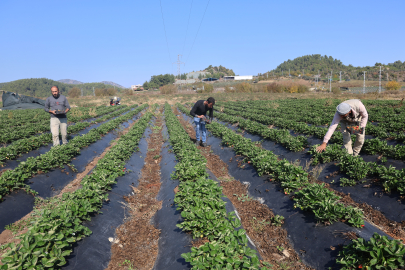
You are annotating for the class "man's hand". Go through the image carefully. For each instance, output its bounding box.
[197,115,204,118]
[65,109,70,113]
[49,110,56,114]
[316,142,327,153]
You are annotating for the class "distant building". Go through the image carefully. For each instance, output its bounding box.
[131,84,143,91]
[202,78,218,82]
[223,75,253,81]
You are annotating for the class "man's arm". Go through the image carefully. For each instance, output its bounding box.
[316,112,341,153]
[64,96,71,113]
[358,101,368,128]
[323,112,341,143]
[209,107,213,119]
[44,98,50,112]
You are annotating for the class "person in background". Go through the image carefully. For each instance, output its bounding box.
[44,86,71,146]
[190,97,215,147]
[316,99,368,156]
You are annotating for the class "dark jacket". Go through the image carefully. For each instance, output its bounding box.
[190,100,213,119]
[44,94,71,118]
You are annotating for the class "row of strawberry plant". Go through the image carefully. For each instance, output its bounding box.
[0,109,50,129]
[177,103,308,152]
[0,105,115,129]
[0,122,90,166]
[210,102,405,197]
[218,100,405,143]
[0,104,146,199]
[210,102,405,200]
[0,105,132,166]
[204,121,365,228]
[0,110,153,269]
[164,103,268,270]
[218,99,405,132]
[0,105,124,144]
[217,104,405,160]
[309,144,405,195]
[336,232,405,269]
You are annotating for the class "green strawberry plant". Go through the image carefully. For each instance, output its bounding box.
[337,233,405,269]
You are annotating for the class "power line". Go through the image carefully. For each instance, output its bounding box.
[181,0,193,56]
[185,0,210,64]
[159,0,172,65]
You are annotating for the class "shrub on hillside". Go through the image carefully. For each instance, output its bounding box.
[332,87,342,95]
[234,82,252,93]
[160,84,177,94]
[385,81,402,91]
[68,87,81,98]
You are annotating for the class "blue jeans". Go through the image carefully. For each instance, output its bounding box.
[194,117,206,143]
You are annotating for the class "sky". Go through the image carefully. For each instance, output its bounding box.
[0,0,404,88]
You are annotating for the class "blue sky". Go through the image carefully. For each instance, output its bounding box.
[0,0,404,87]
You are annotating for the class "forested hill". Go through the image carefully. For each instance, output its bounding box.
[267,54,405,80]
[0,78,125,98]
[204,65,235,77]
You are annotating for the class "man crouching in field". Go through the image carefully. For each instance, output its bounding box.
[316,99,368,156]
[45,86,71,147]
[190,97,215,147]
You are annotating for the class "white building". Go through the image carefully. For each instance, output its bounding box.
[223,75,253,81]
[131,84,142,90]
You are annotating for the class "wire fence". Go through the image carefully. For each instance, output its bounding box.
[347,86,405,94]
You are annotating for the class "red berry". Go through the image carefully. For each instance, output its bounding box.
[358,265,363,269]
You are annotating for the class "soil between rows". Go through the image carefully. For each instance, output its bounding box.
[106,109,164,270]
[174,107,312,269]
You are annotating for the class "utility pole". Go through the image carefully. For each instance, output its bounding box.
[379,66,382,93]
[282,70,283,76]
[363,71,366,94]
[289,69,290,77]
[81,88,83,96]
[93,87,95,96]
[340,71,342,83]
[173,54,185,81]
[329,76,332,92]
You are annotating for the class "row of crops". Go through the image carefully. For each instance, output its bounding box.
[0,103,152,269]
[176,99,405,269]
[1,99,404,269]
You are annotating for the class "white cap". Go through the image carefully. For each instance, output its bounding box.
[336,102,351,115]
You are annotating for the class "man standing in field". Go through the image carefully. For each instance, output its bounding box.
[44,86,71,147]
[316,99,368,156]
[190,97,215,147]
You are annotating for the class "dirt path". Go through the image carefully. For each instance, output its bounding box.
[106,108,164,270]
[174,107,312,269]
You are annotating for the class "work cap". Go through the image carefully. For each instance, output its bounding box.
[336,102,351,115]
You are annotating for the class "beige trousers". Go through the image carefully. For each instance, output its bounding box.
[50,117,68,146]
[340,121,365,156]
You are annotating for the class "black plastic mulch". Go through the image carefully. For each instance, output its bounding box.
[179,112,392,269]
[62,126,151,270]
[0,113,141,234]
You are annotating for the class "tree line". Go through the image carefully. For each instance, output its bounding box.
[260,54,405,81]
[0,78,125,98]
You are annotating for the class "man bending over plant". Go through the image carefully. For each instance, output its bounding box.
[316,99,368,156]
[190,97,215,147]
[45,86,71,147]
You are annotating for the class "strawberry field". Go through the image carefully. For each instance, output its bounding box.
[0,98,404,270]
